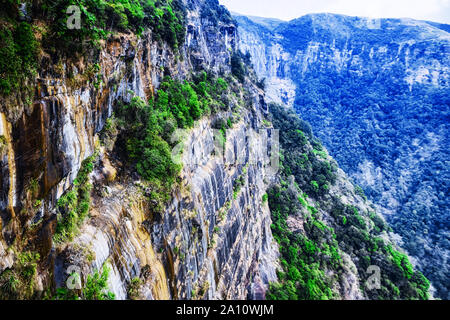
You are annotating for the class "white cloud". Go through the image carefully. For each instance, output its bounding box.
[219,0,450,24]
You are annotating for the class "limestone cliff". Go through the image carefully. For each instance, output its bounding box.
[0,1,434,301]
[0,0,279,300]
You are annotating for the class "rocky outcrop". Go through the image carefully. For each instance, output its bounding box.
[234,15,296,107]
[1,1,438,301]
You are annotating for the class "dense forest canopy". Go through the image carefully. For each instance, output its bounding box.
[293,69,450,299]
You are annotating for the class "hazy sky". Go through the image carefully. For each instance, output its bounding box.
[219,0,450,24]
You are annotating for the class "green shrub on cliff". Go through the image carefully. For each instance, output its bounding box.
[385,245,414,280]
[83,264,115,300]
[231,52,246,83]
[39,0,186,53]
[0,251,40,300]
[200,0,234,27]
[116,95,181,206]
[53,153,97,244]
[54,263,115,300]
[114,74,230,210]
[0,21,37,96]
[143,0,186,49]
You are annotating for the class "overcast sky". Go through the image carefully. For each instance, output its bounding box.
[219,0,450,24]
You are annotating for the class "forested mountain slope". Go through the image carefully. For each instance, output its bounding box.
[236,13,450,299]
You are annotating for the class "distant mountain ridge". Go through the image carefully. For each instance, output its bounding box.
[235,12,450,34]
[231,13,285,30]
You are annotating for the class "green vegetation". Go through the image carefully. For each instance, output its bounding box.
[212,114,235,155]
[267,184,341,300]
[218,201,231,221]
[232,174,245,199]
[39,0,186,53]
[312,148,327,160]
[114,73,230,212]
[83,264,115,300]
[354,185,367,201]
[0,20,38,96]
[127,277,142,300]
[53,153,97,244]
[158,77,203,128]
[293,61,450,299]
[269,103,337,198]
[197,280,210,298]
[0,135,7,154]
[55,263,115,300]
[385,245,414,280]
[116,95,181,212]
[200,0,234,27]
[157,72,232,128]
[0,251,40,300]
[231,51,251,83]
[267,103,430,300]
[1,0,187,99]
[328,198,430,299]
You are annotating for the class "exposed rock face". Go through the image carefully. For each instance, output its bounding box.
[0,34,165,280]
[235,13,450,299]
[235,17,296,107]
[0,0,239,219]
[55,110,279,300]
[0,0,277,300]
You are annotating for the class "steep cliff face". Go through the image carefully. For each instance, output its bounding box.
[236,13,449,112]
[54,108,280,300]
[0,1,435,301]
[235,16,296,107]
[0,0,279,300]
[236,13,449,299]
[0,0,239,222]
[56,110,277,299]
[0,32,173,283]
